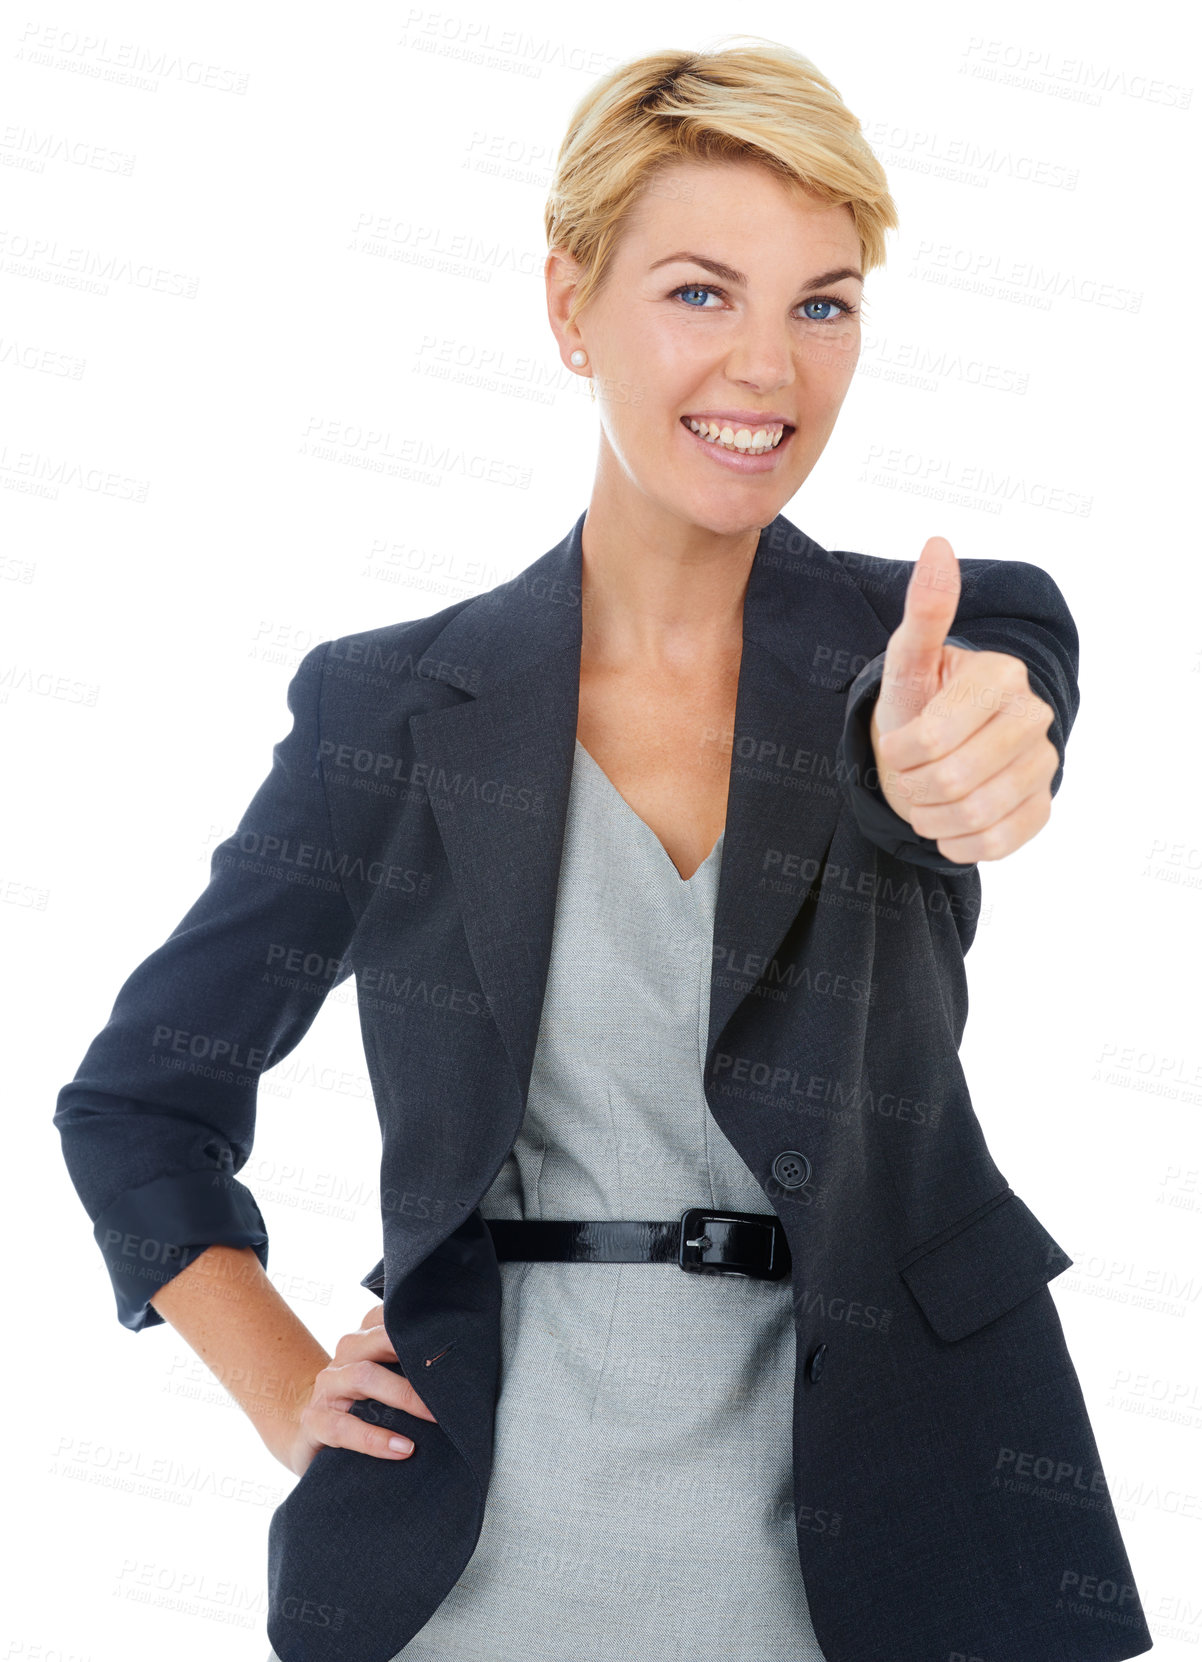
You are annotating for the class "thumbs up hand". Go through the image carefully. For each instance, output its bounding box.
[869,537,1060,864]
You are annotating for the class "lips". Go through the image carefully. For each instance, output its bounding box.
[680,412,795,430]
[678,415,796,472]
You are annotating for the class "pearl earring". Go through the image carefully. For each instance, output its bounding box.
[570,350,587,367]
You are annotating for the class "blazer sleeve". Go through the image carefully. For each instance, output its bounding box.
[53,639,357,1332]
[835,559,1080,875]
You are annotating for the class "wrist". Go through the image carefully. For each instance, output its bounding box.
[252,1362,327,1471]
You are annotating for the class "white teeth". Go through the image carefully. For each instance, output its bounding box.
[685,418,786,454]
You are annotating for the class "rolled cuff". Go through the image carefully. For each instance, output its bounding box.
[837,634,981,874]
[92,1168,269,1332]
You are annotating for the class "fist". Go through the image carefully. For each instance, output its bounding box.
[869,537,1059,864]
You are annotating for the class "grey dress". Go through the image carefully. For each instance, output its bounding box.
[393,740,827,1660]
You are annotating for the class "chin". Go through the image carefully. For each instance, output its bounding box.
[667,485,795,540]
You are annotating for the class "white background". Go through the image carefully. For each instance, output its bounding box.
[4,1,1199,1657]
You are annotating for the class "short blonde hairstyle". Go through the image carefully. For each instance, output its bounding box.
[545,37,898,334]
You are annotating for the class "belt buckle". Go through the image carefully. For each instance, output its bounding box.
[678,1208,789,1280]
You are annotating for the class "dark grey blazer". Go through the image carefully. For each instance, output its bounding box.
[54,509,1153,1662]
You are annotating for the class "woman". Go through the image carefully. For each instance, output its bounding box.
[55,40,1152,1662]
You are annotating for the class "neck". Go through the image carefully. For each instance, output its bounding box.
[578,494,762,676]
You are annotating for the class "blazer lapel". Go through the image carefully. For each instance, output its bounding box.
[408,509,870,1117]
[705,631,850,1077]
[408,637,581,1105]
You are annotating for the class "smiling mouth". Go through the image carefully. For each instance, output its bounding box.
[680,416,796,456]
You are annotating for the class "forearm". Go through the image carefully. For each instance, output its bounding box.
[148,1244,331,1464]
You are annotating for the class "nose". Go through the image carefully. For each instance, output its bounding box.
[722,315,796,396]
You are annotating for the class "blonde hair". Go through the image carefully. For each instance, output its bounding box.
[545,36,898,334]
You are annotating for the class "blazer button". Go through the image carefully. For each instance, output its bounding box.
[806,1342,827,1383]
[771,1150,812,1190]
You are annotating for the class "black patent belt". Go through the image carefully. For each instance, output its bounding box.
[486,1208,791,1281]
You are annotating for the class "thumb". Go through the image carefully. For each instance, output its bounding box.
[877,536,960,729]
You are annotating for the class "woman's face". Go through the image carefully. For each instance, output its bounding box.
[549,158,864,538]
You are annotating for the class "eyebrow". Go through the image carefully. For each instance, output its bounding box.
[648,251,864,289]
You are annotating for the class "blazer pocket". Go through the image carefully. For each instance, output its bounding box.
[897,1188,1073,1342]
[360,1256,386,1298]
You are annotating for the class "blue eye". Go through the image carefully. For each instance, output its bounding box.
[673,284,720,308]
[668,282,858,322]
[802,296,852,322]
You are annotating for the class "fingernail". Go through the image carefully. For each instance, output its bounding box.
[389,1436,413,1453]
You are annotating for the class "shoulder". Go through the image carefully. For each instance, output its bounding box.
[293,589,492,731]
[328,592,484,692]
[820,542,1069,634]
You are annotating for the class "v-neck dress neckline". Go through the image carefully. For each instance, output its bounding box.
[573,737,724,885]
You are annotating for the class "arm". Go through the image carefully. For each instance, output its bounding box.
[148,1244,331,1466]
[836,556,1080,873]
[53,639,356,1335]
